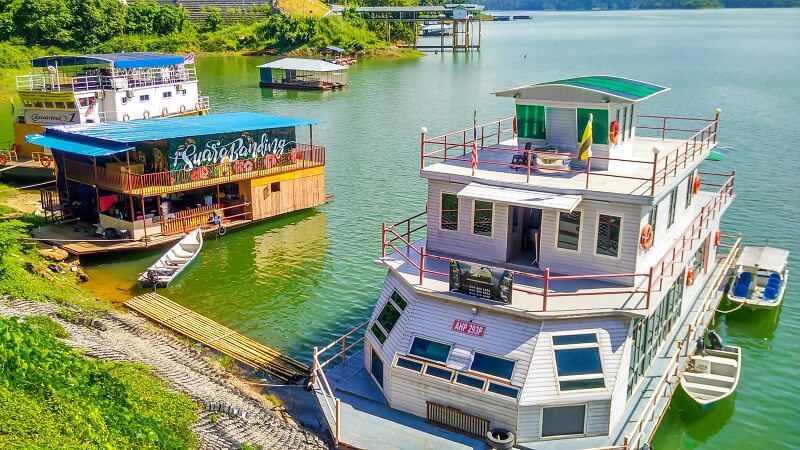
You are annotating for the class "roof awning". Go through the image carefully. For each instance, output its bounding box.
[457,183,582,212]
[258,58,347,72]
[737,246,789,273]
[494,75,669,103]
[31,53,186,69]
[26,134,133,157]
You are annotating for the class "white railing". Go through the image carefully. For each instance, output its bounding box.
[16,66,199,93]
[97,96,211,122]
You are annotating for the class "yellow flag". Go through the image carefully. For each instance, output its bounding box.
[579,113,593,161]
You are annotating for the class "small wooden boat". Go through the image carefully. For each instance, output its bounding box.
[728,246,789,309]
[138,228,203,288]
[681,341,741,409]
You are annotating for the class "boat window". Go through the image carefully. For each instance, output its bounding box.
[473,200,493,236]
[541,404,586,438]
[370,323,387,344]
[424,365,453,381]
[595,214,621,258]
[376,301,401,335]
[648,204,658,246]
[693,240,707,275]
[556,211,581,251]
[552,333,605,391]
[163,91,173,98]
[470,352,515,380]
[409,337,451,363]
[395,357,423,373]
[515,104,546,140]
[390,290,407,310]
[441,193,459,231]
[667,189,678,228]
[371,348,384,388]
[455,373,485,390]
[685,174,694,209]
[487,382,519,399]
[139,94,150,102]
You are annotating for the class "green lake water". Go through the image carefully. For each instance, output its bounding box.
[73,9,799,449]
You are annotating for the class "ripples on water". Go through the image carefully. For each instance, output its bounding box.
[81,9,800,449]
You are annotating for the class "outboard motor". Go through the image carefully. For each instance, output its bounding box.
[696,336,706,355]
[708,330,724,350]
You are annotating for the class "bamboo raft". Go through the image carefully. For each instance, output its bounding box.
[125,293,309,382]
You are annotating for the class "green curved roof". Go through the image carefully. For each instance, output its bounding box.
[495,76,669,102]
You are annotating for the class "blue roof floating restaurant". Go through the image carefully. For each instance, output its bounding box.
[28,112,326,254]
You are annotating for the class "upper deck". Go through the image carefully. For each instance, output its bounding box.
[420,114,719,203]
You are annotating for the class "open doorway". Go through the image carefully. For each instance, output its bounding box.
[507,206,542,267]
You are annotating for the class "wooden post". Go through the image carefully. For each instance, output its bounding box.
[542,268,550,311]
[650,150,659,196]
[141,196,147,241]
[713,108,720,144]
[646,266,654,309]
[419,246,426,286]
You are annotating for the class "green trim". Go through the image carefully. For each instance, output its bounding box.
[577,108,608,146]
[516,104,546,140]
[535,76,668,101]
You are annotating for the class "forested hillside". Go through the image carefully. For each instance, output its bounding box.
[482,0,800,9]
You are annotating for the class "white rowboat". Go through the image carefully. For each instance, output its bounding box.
[727,246,789,309]
[681,346,741,409]
[138,228,203,288]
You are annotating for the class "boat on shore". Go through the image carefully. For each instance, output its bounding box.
[139,228,203,288]
[681,333,741,409]
[727,246,789,309]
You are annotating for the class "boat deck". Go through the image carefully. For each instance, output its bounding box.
[314,350,485,450]
[422,136,713,201]
[126,293,309,382]
[32,219,252,255]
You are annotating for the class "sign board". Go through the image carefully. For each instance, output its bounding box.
[19,91,76,105]
[167,127,296,171]
[24,110,80,125]
[452,319,486,337]
[448,260,513,303]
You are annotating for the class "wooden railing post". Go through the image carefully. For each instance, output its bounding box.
[713,108,721,143]
[444,135,448,161]
[335,398,341,444]
[650,148,659,195]
[542,268,550,311]
[381,222,387,258]
[419,246,426,285]
[662,116,667,140]
[646,266,654,309]
[420,127,427,170]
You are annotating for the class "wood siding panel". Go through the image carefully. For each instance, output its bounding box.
[249,173,325,221]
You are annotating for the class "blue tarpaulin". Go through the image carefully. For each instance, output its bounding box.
[26,134,134,157]
[44,112,321,145]
[31,53,186,70]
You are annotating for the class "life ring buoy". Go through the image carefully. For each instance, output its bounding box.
[40,155,52,168]
[609,120,620,144]
[161,107,168,116]
[143,110,151,119]
[0,153,8,165]
[640,224,653,250]
[179,104,186,113]
[714,229,721,246]
[686,266,696,286]
[692,175,701,194]
[122,113,130,121]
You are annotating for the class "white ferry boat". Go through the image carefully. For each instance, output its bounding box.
[2,52,209,173]
[310,76,740,450]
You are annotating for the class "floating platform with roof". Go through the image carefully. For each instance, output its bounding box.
[27,112,327,255]
[258,58,348,90]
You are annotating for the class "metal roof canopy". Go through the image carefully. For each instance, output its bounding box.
[31,53,187,70]
[458,182,583,212]
[26,134,134,157]
[736,246,790,273]
[494,76,670,103]
[44,112,321,146]
[258,58,347,72]
[323,46,345,54]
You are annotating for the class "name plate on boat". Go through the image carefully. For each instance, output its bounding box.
[168,127,297,171]
[452,319,486,337]
[448,260,513,304]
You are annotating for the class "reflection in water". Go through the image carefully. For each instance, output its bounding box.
[654,388,737,447]
[718,302,782,341]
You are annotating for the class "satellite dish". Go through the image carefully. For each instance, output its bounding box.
[47,65,57,74]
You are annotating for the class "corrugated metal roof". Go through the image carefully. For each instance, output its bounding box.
[31,53,186,69]
[26,134,134,157]
[495,76,669,102]
[737,246,789,273]
[44,112,321,145]
[258,58,347,72]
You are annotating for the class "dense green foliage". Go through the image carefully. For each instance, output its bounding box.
[481,0,799,9]
[0,316,198,449]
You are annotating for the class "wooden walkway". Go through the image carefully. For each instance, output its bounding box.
[125,293,309,383]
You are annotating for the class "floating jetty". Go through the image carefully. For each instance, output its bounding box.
[126,292,309,382]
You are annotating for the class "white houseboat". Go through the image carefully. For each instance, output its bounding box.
[2,52,209,174]
[310,76,741,450]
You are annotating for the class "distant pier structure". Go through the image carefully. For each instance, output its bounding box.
[329,3,485,52]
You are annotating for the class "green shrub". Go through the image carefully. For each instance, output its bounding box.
[23,315,70,338]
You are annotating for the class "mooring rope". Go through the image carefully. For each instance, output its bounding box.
[716,302,745,314]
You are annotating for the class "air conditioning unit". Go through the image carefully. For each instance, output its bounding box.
[126,90,134,98]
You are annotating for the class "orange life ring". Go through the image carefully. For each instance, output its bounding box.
[161,107,169,116]
[143,110,151,119]
[640,224,653,250]
[686,266,695,286]
[609,120,620,144]
[692,175,701,194]
[0,154,8,165]
[714,229,721,246]
[122,113,130,121]
[179,104,186,113]
[40,155,52,168]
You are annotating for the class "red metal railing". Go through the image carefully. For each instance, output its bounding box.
[63,144,325,194]
[420,114,719,196]
[380,171,735,312]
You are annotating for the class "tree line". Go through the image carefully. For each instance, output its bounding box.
[480,0,799,10]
